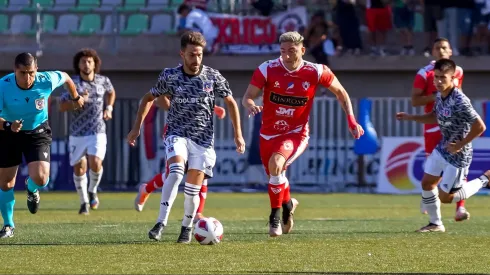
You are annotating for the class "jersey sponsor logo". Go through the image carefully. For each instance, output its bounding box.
[174,97,210,104]
[203,80,213,93]
[276,107,295,117]
[4,78,10,82]
[302,81,310,90]
[287,82,294,90]
[274,120,290,131]
[270,92,308,107]
[274,81,280,88]
[35,98,44,110]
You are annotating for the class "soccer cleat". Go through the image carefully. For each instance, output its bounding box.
[416,223,446,233]
[89,192,99,210]
[455,207,470,222]
[148,222,165,241]
[134,184,150,212]
[26,181,40,214]
[193,213,205,224]
[282,198,299,234]
[177,226,192,244]
[269,217,282,237]
[78,203,89,215]
[0,226,14,238]
[420,201,428,215]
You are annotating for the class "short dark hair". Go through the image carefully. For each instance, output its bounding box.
[434,58,456,73]
[177,4,190,14]
[180,31,206,50]
[14,52,37,68]
[73,48,101,75]
[433,37,450,46]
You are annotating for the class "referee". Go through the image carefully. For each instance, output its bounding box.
[0,53,84,238]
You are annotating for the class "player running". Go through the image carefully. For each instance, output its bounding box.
[411,38,469,221]
[59,48,116,215]
[127,31,245,243]
[0,53,84,238]
[242,31,364,237]
[134,98,226,218]
[397,58,489,233]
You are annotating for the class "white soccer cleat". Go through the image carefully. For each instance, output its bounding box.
[416,223,446,233]
[455,207,470,222]
[134,184,150,212]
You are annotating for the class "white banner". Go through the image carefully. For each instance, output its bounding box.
[209,7,308,54]
[377,137,490,194]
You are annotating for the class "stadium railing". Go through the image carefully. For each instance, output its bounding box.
[47,96,489,193]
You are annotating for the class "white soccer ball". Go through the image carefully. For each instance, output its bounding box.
[193,217,224,245]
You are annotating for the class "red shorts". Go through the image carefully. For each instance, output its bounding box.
[259,133,309,175]
[424,131,442,155]
[366,7,392,32]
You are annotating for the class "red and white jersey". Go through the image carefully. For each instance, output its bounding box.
[412,60,463,135]
[250,57,335,139]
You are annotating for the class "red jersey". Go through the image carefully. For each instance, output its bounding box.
[250,57,335,138]
[412,61,463,134]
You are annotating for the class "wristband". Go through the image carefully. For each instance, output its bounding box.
[347,115,357,130]
[71,95,81,101]
[3,121,12,132]
[106,105,113,112]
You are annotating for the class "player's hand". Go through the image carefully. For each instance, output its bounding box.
[127,128,141,147]
[234,135,246,154]
[396,112,412,121]
[73,92,86,110]
[11,120,23,132]
[247,105,263,117]
[349,124,364,139]
[103,110,112,121]
[214,106,226,119]
[446,141,464,154]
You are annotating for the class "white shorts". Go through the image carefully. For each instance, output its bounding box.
[424,150,469,193]
[164,135,216,178]
[69,134,107,166]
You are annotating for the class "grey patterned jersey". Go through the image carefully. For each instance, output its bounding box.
[434,88,479,168]
[60,74,114,136]
[150,65,232,148]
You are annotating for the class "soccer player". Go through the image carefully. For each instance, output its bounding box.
[127,31,245,243]
[397,59,489,233]
[242,31,364,237]
[411,38,469,221]
[134,97,226,217]
[0,53,84,238]
[59,48,116,215]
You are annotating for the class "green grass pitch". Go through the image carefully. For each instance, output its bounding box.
[1,192,490,274]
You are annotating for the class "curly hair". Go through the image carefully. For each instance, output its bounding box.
[73,48,101,75]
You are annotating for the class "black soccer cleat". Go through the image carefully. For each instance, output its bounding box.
[26,183,40,214]
[148,222,165,241]
[177,226,192,244]
[78,203,89,215]
[0,225,14,238]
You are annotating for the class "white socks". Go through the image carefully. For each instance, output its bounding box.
[88,167,103,194]
[74,174,88,204]
[182,182,201,228]
[422,189,442,225]
[157,163,184,225]
[452,175,489,203]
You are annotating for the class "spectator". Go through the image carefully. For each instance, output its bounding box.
[437,0,470,56]
[185,0,208,11]
[249,0,275,16]
[393,0,416,55]
[304,11,331,64]
[422,0,444,56]
[458,0,477,56]
[364,0,393,56]
[474,0,490,54]
[177,4,220,54]
[335,0,362,55]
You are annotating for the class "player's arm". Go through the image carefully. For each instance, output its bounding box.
[242,65,266,116]
[411,73,435,106]
[131,92,157,132]
[59,73,84,111]
[154,95,171,111]
[457,99,486,147]
[397,111,437,124]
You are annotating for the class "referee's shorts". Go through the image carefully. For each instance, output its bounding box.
[0,121,52,168]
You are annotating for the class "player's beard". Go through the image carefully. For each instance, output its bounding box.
[185,60,200,74]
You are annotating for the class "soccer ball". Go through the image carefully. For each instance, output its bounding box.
[193,217,224,245]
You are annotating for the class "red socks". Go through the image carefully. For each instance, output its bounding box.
[268,174,288,208]
[282,182,290,204]
[456,199,465,209]
[145,173,164,193]
[197,180,208,214]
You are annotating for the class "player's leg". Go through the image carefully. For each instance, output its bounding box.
[438,166,490,205]
[149,135,187,241]
[194,178,208,223]
[417,150,445,232]
[0,166,19,238]
[25,123,52,214]
[87,133,107,210]
[177,142,215,244]
[134,171,165,212]
[69,135,90,215]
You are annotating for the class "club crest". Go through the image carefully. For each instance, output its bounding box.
[35,98,45,110]
[203,81,213,93]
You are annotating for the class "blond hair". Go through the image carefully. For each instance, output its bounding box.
[279,31,304,45]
